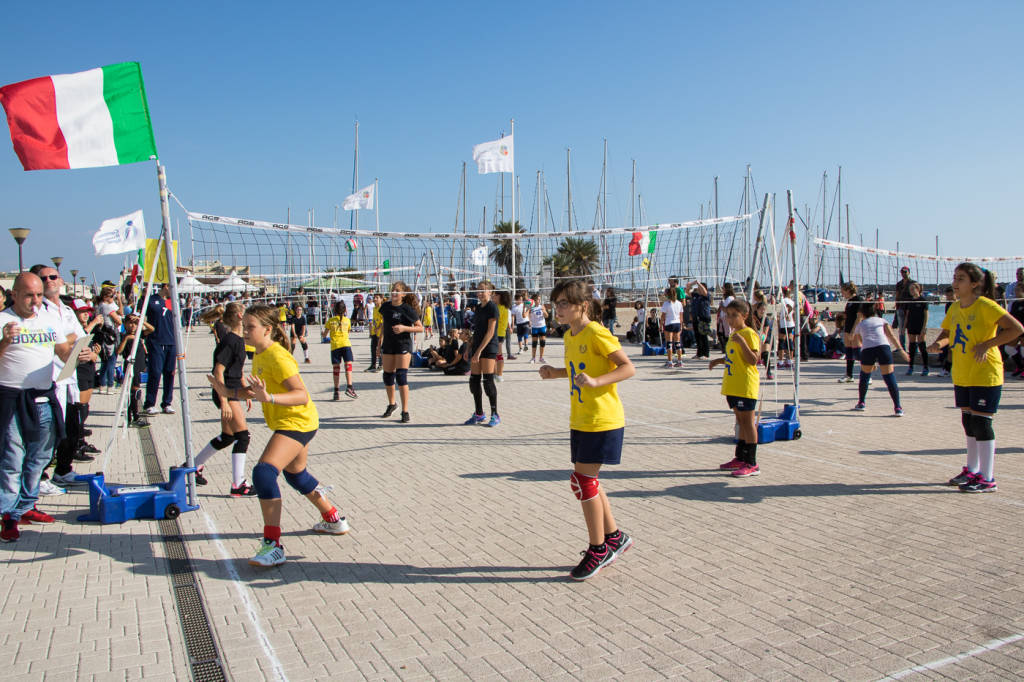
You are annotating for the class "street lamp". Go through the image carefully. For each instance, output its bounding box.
[51,256,63,270]
[70,269,79,297]
[8,228,30,272]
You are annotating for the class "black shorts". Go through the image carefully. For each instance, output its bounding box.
[275,429,317,446]
[954,385,1002,414]
[570,427,623,465]
[726,395,757,411]
[516,322,530,338]
[211,390,241,408]
[905,324,924,336]
[77,365,96,391]
[860,345,894,366]
[330,347,354,364]
[381,339,412,355]
[471,343,498,360]
[664,323,681,333]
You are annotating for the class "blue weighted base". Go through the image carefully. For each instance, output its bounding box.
[76,467,200,524]
[757,404,802,443]
[642,342,666,356]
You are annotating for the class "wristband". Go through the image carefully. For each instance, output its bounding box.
[269,393,275,404]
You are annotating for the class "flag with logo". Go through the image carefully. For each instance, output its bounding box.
[472,134,513,174]
[343,183,375,210]
[382,259,390,276]
[627,230,657,256]
[471,246,488,266]
[0,62,157,171]
[93,209,147,255]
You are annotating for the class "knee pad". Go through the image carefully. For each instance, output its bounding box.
[469,373,482,393]
[539,338,546,348]
[210,432,235,450]
[532,338,539,349]
[333,365,341,378]
[962,411,975,437]
[382,371,396,386]
[252,461,281,499]
[570,471,600,501]
[300,341,308,351]
[395,368,409,386]
[282,468,319,495]
[344,361,353,373]
[231,430,250,454]
[972,414,995,441]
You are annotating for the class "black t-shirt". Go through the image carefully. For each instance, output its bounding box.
[1010,299,1024,327]
[444,343,471,375]
[472,300,500,352]
[894,278,916,309]
[691,293,711,321]
[843,295,863,334]
[288,314,307,336]
[602,297,617,322]
[379,302,418,343]
[904,298,928,330]
[213,331,246,388]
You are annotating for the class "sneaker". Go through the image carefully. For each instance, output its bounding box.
[495,375,504,382]
[145,406,160,416]
[569,546,613,581]
[73,448,96,462]
[381,404,398,418]
[21,507,54,524]
[248,539,286,567]
[52,471,80,487]
[312,517,350,535]
[838,376,853,383]
[529,358,536,364]
[400,411,411,423]
[80,442,101,454]
[304,358,311,364]
[905,368,914,376]
[131,418,150,428]
[663,361,674,368]
[719,458,745,470]
[182,464,208,486]
[921,368,930,376]
[332,389,340,401]
[732,463,761,478]
[507,355,517,360]
[766,372,774,380]
[605,531,633,563]
[940,369,950,377]
[1,514,18,542]
[230,481,258,497]
[345,386,358,399]
[162,405,175,414]
[853,402,866,411]
[364,366,376,372]
[373,366,382,373]
[81,428,92,437]
[673,361,682,368]
[960,476,997,493]
[38,479,66,496]
[894,407,904,417]
[464,413,486,425]
[947,466,975,486]
[487,414,501,427]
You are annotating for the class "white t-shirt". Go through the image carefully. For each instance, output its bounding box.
[855,317,890,349]
[98,301,119,328]
[529,304,547,328]
[660,300,683,325]
[780,297,795,329]
[718,295,735,332]
[0,305,67,391]
[45,299,85,387]
[511,303,527,325]
[636,307,647,329]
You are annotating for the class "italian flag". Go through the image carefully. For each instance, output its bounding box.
[627,230,657,256]
[0,62,157,171]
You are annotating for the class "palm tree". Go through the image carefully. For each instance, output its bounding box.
[489,220,524,281]
[543,236,599,278]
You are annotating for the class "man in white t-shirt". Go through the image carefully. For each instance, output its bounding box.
[0,273,72,541]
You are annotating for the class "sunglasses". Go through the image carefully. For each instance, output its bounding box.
[40,274,60,281]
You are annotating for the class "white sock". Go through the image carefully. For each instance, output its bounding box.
[231,451,246,487]
[977,440,996,482]
[966,436,979,472]
[194,442,217,467]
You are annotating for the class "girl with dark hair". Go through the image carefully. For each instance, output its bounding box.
[838,282,863,382]
[494,290,513,381]
[289,304,310,364]
[903,282,930,375]
[928,264,1024,493]
[710,300,761,477]
[851,302,907,415]
[660,287,684,368]
[539,279,635,581]
[378,282,423,423]
[464,281,501,427]
[323,300,356,401]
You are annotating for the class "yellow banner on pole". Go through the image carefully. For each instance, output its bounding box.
[143,238,177,284]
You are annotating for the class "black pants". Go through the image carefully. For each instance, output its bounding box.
[54,399,84,476]
[695,321,711,358]
[369,335,379,367]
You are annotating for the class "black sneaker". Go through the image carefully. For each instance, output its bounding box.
[81,428,92,437]
[381,404,398,418]
[182,463,208,486]
[400,411,410,423]
[569,546,612,581]
[230,480,258,497]
[73,448,96,462]
[364,365,377,372]
[345,386,358,399]
[605,531,634,563]
[80,442,101,454]
[947,466,974,486]
[332,389,340,401]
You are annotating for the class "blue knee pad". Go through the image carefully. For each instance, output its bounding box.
[382,371,396,386]
[252,461,280,500]
[282,468,319,495]
[395,368,409,386]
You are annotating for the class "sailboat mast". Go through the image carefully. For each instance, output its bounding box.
[351,121,359,231]
[566,148,573,232]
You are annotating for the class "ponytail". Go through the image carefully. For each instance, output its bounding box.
[956,262,997,300]
[391,280,420,315]
[244,304,289,348]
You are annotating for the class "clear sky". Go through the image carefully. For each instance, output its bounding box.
[1,2,1021,280]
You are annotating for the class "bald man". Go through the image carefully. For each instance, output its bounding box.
[0,273,72,542]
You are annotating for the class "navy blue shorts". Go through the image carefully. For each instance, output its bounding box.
[570,428,623,465]
[954,385,1002,414]
[726,395,757,411]
[330,347,354,364]
[275,429,317,447]
[664,323,681,333]
[516,322,530,340]
[860,345,894,367]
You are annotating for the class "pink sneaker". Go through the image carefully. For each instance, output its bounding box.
[732,463,761,478]
[719,458,744,470]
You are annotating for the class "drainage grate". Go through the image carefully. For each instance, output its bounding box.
[139,427,227,682]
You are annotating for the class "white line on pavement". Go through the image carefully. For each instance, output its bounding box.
[879,632,1024,680]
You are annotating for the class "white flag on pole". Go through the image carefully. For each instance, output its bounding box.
[92,210,147,256]
[471,246,488,266]
[343,184,375,211]
[472,134,513,174]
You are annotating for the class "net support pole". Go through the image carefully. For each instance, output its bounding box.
[510,119,516,301]
[745,194,771,301]
[786,189,800,414]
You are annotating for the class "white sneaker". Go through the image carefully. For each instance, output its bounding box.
[38,479,66,496]
[52,471,80,487]
[145,406,160,416]
[312,517,350,535]
[248,540,286,567]
[495,376,504,382]
[162,405,175,414]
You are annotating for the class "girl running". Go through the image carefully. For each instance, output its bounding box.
[207,304,348,567]
[928,263,1024,493]
[903,282,929,375]
[660,287,684,368]
[464,281,501,427]
[851,302,907,416]
[709,300,761,477]
[194,303,256,495]
[323,300,357,401]
[290,305,311,364]
[539,279,635,581]
[528,293,549,364]
[378,282,423,423]
[838,282,863,382]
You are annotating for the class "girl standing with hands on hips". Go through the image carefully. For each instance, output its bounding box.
[378,282,423,423]
[207,305,348,568]
[710,300,762,477]
[539,280,635,581]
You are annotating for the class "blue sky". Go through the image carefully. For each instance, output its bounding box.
[1,2,1021,280]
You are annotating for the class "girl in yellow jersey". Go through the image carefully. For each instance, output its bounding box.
[539,280,635,581]
[495,291,512,380]
[928,263,1023,493]
[709,300,762,478]
[422,299,434,340]
[207,304,348,568]
[366,293,384,372]
[322,300,357,401]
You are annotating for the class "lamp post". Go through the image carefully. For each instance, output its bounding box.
[51,256,63,270]
[70,269,79,297]
[9,228,30,272]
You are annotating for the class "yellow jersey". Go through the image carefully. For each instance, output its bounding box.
[278,305,289,322]
[423,305,433,327]
[563,322,625,432]
[942,296,1005,387]
[252,342,319,432]
[244,344,255,355]
[370,307,383,336]
[721,327,760,399]
[324,315,351,350]
[497,304,509,338]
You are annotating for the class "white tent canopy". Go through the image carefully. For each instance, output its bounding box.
[176,274,211,294]
[213,272,257,293]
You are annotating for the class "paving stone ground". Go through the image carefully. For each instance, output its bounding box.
[6,325,1024,681]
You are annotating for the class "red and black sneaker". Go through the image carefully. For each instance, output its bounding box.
[230,481,258,498]
[21,507,55,524]
[1,514,19,542]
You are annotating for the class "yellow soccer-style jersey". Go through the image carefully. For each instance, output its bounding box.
[278,305,289,322]
[252,342,319,432]
[423,305,434,327]
[244,344,255,355]
[721,327,760,400]
[370,307,383,336]
[497,304,509,339]
[324,315,351,350]
[942,296,1006,387]
[563,321,625,432]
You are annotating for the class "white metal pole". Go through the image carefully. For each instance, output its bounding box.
[510,119,516,300]
[786,189,800,413]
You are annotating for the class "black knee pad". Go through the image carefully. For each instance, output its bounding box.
[972,414,995,441]
[282,468,319,495]
[539,338,546,347]
[232,429,250,453]
[382,371,396,386]
[532,338,539,349]
[482,373,496,396]
[962,411,975,437]
[300,341,308,351]
[210,432,235,450]
[395,368,409,386]
[469,373,482,394]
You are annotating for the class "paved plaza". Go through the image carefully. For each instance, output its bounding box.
[4,327,1024,681]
